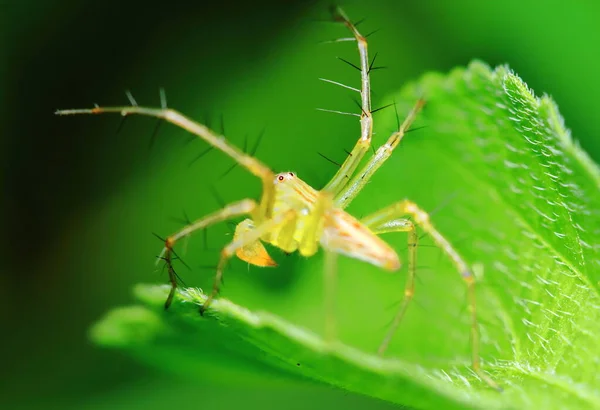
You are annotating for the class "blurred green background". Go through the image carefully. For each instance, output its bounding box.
[3,0,600,409]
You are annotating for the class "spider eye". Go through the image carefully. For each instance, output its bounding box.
[277,175,285,181]
[288,172,295,177]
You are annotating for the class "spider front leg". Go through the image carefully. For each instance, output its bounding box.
[158,199,257,309]
[56,102,276,221]
[361,200,502,391]
[322,7,374,195]
[201,209,297,315]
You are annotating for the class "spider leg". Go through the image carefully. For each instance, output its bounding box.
[296,190,341,340]
[361,200,502,391]
[202,209,297,314]
[56,101,276,222]
[233,219,278,268]
[322,7,374,195]
[158,199,257,309]
[324,249,338,342]
[335,98,425,208]
[363,218,417,355]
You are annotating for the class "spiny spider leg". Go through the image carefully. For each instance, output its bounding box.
[56,100,276,222]
[336,98,425,208]
[365,217,417,354]
[360,200,502,391]
[157,199,257,309]
[202,209,297,314]
[322,7,374,195]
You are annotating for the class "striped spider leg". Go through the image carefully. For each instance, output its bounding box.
[55,6,500,391]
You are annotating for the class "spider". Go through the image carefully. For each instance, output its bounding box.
[56,6,501,391]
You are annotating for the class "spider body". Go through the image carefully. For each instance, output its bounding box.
[236,171,400,271]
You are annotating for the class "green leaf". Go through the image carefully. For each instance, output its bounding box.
[90,61,600,409]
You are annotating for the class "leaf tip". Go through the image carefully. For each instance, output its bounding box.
[89,305,165,348]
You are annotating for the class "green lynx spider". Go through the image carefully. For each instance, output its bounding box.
[56,7,501,391]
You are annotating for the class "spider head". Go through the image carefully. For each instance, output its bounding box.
[273,171,314,209]
[273,172,299,197]
[274,171,296,183]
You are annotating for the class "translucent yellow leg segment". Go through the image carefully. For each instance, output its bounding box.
[158,199,257,310]
[202,209,297,314]
[55,105,276,221]
[363,218,417,356]
[300,191,337,340]
[300,191,334,256]
[335,99,425,209]
[360,200,502,391]
[324,249,338,342]
[233,219,278,267]
[322,7,373,195]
